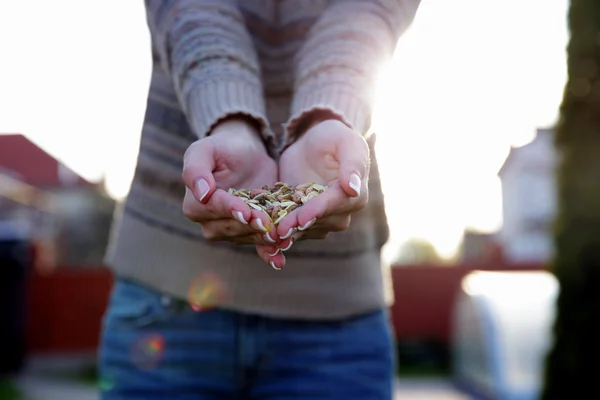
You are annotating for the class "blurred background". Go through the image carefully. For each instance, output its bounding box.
[0,0,571,399]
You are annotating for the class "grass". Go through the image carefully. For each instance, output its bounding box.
[397,364,451,378]
[0,379,24,400]
[47,366,98,387]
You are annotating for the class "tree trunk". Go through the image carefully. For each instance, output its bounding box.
[541,0,600,398]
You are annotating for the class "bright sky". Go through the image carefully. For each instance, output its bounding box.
[0,0,568,260]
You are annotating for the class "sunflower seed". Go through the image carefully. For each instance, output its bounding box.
[229,182,327,226]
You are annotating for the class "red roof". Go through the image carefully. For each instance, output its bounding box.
[0,134,92,188]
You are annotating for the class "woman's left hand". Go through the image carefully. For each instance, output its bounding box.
[255,119,370,269]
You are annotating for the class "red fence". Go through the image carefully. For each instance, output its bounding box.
[389,263,546,343]
[26,268,113,353]
[25,263,546,354]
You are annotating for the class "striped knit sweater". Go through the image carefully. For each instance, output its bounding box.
[105,0,420,319]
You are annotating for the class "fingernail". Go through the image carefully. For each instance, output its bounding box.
[264,233,276,243]
[196,179,210,201]
[281,240,294,252]
[298,218,316,231]
[280,227,296,240]
[268,248,280,257]
[270,261,281,270]
[254,218,268,233]
[349,173,361,196]
[232,211,248,224]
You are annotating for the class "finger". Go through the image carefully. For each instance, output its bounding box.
[275,209,306,240]
[278,225,298,241]
[312,214,352,232]
[248,209,279,244]
[277,229,331,250]
[284,230,330,244]
[200,218,255,238]
[256,245,287,270]
[276,213,349,240]
[260,245,283,257]
[277,231,303,252]
[204,189,254,222]
[182,140,217,204]
[302,183,367,218]
[275,183,364,237]
[202,226,279,245]
[183,188,252,223]
[183,188,279,243]
[336,133,369,197]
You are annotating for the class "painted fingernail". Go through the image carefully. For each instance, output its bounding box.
[281,240,294,252]
[268,248,280,257]
[270,261,281,270]
[298,218,316,231]
[232,211,248,224]
[349,173,361,196]
[254,218,268,233]
[264,233,276,243]
[280,227,296,240]
[196,179,210,201]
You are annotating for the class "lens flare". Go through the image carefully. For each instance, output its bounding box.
[98,374,116,391]
[131,332,165,370]
[188,272,227,312]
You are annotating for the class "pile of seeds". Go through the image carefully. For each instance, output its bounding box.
[229,182,327,225]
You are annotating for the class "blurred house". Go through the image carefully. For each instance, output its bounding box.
[458,229,503,264]
[0,134,115,267]
[496,128,557,263]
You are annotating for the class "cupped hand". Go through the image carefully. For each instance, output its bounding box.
[181,117,282,247]
[255,119,370,268]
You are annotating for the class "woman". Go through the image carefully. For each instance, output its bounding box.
[99,0,420,398]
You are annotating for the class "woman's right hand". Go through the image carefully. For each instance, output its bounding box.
[181,117,285,263]
[254,119,370,270]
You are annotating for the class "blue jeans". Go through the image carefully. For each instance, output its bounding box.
[98,278,395,399]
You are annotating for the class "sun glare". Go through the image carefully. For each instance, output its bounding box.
[370,0,568,261]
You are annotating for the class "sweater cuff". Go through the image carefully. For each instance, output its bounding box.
[186,79,275,150]
[282,84,371,150]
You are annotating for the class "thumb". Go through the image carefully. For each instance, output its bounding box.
[182,140,217,204]
[337,135,369,198]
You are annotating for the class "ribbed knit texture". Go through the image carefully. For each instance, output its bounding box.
[105,0,420,320]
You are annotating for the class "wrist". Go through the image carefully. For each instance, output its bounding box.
[291,110,344,140]
[211,114,265,145]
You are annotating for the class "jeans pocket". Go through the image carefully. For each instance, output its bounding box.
[103,278,166,329]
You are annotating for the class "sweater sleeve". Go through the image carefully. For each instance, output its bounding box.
[144,0,273,143]
[283,0,421,146]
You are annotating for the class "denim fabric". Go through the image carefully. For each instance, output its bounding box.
[99,278,395,400]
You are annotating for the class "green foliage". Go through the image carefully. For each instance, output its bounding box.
[0,380,24,400]
[393,238,442,265]
[541,0,600,398]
